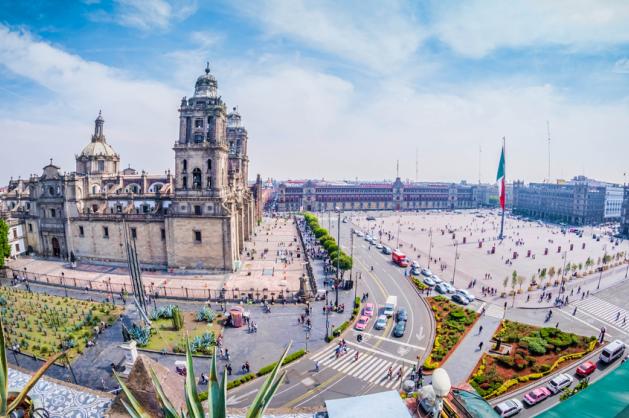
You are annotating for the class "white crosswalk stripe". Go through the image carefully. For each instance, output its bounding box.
[573,296,629,331]
[307,344,418,388]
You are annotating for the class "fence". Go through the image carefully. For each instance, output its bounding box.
[2,267,299,303]
[294,215,317,296]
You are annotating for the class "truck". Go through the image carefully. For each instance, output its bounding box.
[383,296,397,317]
[391,250,408,267]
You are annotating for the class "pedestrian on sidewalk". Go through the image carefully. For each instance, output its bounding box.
[478,325,483,335]
[478,341,484,351]
[315,361,320,372]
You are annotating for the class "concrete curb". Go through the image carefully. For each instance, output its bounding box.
[405,276,436,365]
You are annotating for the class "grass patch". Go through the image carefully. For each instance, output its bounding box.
[142,311,223,354]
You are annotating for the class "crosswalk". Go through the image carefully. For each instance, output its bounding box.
[572,296,629,333]
[309,344,415,389]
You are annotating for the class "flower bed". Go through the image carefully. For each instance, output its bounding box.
[469,319,597,399]
[423,295,478,370]
[141,310,223,354]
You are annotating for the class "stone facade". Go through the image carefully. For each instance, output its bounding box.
[1,66,258,271]
[277,178,483,212]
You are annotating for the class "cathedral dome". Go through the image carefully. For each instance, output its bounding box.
[194,62,218,98]
[79,140,118,158]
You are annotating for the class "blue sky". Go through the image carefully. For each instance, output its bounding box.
[1,0,629,184]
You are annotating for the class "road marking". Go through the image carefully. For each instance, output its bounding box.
[556,308,615,337]
[345,341,417,364]
[360,332,426,350]
[226,388,258,405]
[416,325,426,342]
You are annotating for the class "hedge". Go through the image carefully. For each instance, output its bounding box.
[256,349,307,377]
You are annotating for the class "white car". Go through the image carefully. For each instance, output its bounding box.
[375,243,383,249]
[547,373,573,394]
[364,235,372,241]
[431,275,443,284]
[421,268,433,277]
[374,314,388,330]
[441,282,455,293]
[493,398,523,417]
[357,231,364,237]
[455,289,475,302]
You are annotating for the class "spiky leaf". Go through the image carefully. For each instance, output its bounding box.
[149,367,180,418]
[246,342,292,418]
[0,317,8,415]
[184,337,204,418]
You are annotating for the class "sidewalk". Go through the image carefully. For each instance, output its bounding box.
[440,306,503,386]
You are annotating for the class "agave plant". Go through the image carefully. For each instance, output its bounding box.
[0,317,65,417]
[116,338,291,418]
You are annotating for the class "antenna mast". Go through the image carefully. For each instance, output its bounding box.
[396,159,400,178]
[415,148,418,182]
[478,145,482,184]
[546,121,551,183]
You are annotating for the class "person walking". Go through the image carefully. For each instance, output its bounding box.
[315,360,320,372]
[478,325,483,335]
[478,341,484,351]
[387,366,393,380]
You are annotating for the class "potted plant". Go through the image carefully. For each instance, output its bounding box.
[1,317,65,418]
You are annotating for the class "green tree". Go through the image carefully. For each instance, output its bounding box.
[0,219,10,268]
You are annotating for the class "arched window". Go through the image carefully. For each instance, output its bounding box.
[207,159,212,170]
[207,176,212,189]
[48,186,54,196]
[192,168,202,190]
[182,176,188,190]
[182,159,188,172]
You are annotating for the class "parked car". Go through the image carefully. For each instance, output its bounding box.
[364,235,372,241]
[423,276,436,287]
[396,308,408,322]
[410,267,421,276]
[522,387,551,406]
[431,275,443,284]
[451,293,469,305]
[547,373,573,394]
[357,231,364,237]
[355,315,369,331]
[575,360,596,377]
[382,246,392,255]
[421,268,433,277]
[410,261,419,269]
[375,243,383,249]
[393,320,407,337]
[441,282,456,293]
[455,289,475,302]
[374,314,388,330]
[435,283,449,294]
[366,216,376,221]
[363,303,375,317]
[493,398,523,417]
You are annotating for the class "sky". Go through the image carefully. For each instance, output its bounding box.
[1,0,629,184]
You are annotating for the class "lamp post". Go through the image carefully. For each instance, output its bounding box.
[427,228,433,268]
[335,207,341,307]
[325,290,330,339]
[451,242,458,286]
[61,271,68,297]
[597,245,607,290]
[560,251,567,291]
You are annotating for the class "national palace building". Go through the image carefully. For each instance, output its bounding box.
[0,65,265,271]
[277,178,492,212]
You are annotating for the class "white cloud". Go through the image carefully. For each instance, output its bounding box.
[190,31,223,49]
[232,0,425,73]
[92,0,198,31]
[431,0,629,58]
[0,24,183,178]
[613,58,629,74]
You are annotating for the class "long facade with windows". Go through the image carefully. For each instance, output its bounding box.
[0,66,259,271]
[277,178,482,212]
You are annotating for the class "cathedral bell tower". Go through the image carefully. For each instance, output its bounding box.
[174,63,229,198]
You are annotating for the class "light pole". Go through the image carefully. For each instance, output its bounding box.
[350,229,357,300]
[427,228,433,268]
[560,251,567,291]
[325,290,330,339]
[61,271,68,297]
[597,245,607,290]
[451,242,458,286]
[335,207,341,307]
[396,215,401,249]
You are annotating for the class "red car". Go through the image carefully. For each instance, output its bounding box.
[576,360,596,377]
[522,387,551,406]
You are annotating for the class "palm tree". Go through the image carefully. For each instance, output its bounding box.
[116,338,291,418]
[1,317,65,417]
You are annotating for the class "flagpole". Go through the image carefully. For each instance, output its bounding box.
[499,136,506,240]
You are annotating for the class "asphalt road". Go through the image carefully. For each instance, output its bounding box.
[227,215,434,408]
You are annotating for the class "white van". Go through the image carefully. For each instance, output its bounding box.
[383,296,397,317]
[600,340,626,363]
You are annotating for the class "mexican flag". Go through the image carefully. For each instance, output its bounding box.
[496,144,506,210]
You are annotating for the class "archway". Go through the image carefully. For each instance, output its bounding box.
[51,237,60,258]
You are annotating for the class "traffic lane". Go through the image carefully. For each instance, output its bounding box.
[489,350,624,417]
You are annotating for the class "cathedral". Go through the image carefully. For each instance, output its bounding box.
[1,65,262,271]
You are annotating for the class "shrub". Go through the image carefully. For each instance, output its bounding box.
[196,306,216,323]
[521,336,547,355]
[497,355,515,367]
[171,307,184,331]
[256,349,306,376]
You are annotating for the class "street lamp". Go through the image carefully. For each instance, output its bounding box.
[451,242,458,286]
[325,290,330,339]
[335,207,342,307]
[560,251,567,291]
[427,228,433,268]
[61,271,68,297]
[597,245,607,290]
[431,368,451,418]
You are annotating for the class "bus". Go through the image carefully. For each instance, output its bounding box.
[392,250,408,267]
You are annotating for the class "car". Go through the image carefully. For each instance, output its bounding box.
[357,231,364,237]
[393,320,407,337]
[423,276,436,287]
[441,282,456,293]
[451,293,470,305]
[398,259,409,268]
[431,275,443,284]
[600,340,626,363]
[410,261,420,269]
[382,246,392,255]
[410,267,421,276]
[375,243,383,249]
[522,387,551,406]
[364,235,372,241]
[374,315,388,330]
[396,308,408,322]
[547,373,573,394]
[421,268,433,277]
[363,303,375,317]
[355,315,369,331]
[493,398,523,417]
[342,218,348,223]
[455,289,475,302]
[435,283,449,294]
[366,216,376,221]
[575,360,596,377]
